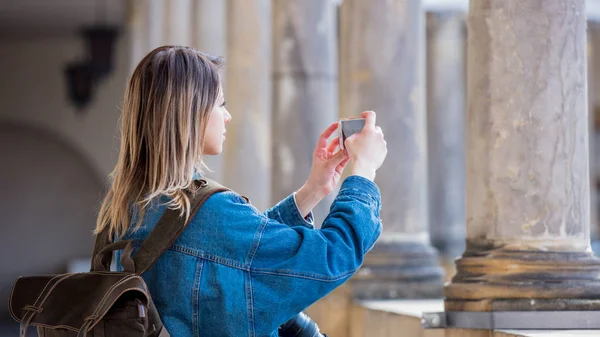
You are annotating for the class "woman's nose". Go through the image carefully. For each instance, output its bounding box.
[225,110,232,123]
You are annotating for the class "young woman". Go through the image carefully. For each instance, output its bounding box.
[95,46,387,337]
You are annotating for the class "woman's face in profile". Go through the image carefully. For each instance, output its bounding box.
[204,86,231,155]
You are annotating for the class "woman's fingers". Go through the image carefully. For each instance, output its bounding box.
[335,157,350,174]
[317,122,340,149]
[326,137,340,153]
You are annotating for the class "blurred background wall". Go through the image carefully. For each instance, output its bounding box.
[0,0,127,325]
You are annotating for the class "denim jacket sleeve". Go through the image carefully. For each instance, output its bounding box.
[263,193,315,227]
[249,175,381,330]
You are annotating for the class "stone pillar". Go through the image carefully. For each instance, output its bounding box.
[147,0,164,48]
[425,11,467,275]
[223,0,272,211]
[272,0,338,225]
[340,0,444,299]
[127,0,228,182]
[589,21,600,253]
[445,0,600,312]
[127,0,155,70]
[192,0,228,182]
[127,0,193,70]
[127,0,145,70]
[162,0,193,46]
[193,0,227,57]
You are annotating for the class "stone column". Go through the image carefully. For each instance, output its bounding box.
[425,11,467,275]
[340,0,444,299]
[589,21,600,253]
[272,0,338,226]
[127,0,145,70]
[127,0,156,70]
[192,0,228,182]
[193,0,227,57]
[127,0,228,183]
[127,0,193,70]
[445,0,600,312]
[223,0,272,211]
[147,0,164,48]
[162,0,193,46]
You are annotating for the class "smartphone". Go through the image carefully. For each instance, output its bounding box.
[338,118,366,150]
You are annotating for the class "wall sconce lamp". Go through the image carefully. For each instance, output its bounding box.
[64,0,119,111]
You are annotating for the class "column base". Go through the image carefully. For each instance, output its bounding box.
[444,241,600,311]
[350,240,445,300]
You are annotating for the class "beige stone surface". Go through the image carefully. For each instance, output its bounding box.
[445,329,517,337]
[501,331,600,337]
[192,0,227,56]
[587,22,599,245]
[339,0,445,300]
[223,0,272,210]
[352,300,444,336]
[127,0,228,182]
[466,0,590,249]
[128,0,193,68]
[350,305,429,337]
[308,298,600,336]
[271,0,338,225]
[191,0,227,183]
[339,0,428,237]
[359,299,444,316]
[352,301,600,337]
[305,285,352,336]
[162,0,192,46]
[426,11,467,261]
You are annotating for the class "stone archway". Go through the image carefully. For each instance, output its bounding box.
[0,121,104,319]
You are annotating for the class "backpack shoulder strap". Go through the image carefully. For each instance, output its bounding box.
[132,178,229,275]
[91,223,113,272]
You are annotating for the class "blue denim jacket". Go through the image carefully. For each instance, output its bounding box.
[116,175,382,337]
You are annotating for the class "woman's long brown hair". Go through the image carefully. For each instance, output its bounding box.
[95,46,223,239]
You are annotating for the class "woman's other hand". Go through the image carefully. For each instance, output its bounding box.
[304,122,350,199]
[344,111,388,181]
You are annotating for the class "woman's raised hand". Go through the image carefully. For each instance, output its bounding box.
[344,111,388,181]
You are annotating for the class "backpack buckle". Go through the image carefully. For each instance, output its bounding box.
[23,305,42,314]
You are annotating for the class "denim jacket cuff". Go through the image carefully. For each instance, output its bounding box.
[339,175,381,210]
[276,193,314,228]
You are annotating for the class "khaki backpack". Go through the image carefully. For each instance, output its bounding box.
[9,179,228,337]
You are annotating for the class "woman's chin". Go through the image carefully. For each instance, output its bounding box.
[202,148,222,156]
